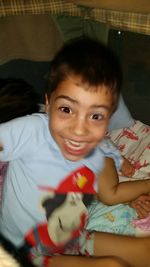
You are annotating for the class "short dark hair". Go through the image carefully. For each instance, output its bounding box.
[46,37,122,109]
[0,78,39,123]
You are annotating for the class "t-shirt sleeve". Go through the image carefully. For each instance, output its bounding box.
[0,116,38,161]
[98,137,123,171]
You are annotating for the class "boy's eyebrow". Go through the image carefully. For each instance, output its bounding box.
[54,95,78,103]
[54,95,111,110]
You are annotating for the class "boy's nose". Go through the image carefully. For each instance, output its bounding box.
[71,118,88,136]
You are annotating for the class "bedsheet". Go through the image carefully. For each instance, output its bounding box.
[109,120,150,181]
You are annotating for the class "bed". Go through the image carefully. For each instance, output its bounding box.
[0,0,150,237]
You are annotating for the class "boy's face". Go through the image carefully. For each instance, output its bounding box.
[46,76,114,161]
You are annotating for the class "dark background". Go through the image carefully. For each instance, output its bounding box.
[108,29,150,125]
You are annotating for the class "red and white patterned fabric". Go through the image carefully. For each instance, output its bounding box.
[109,120,150,181]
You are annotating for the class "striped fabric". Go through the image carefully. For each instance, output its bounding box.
[0,0,82,16]
[0,0,149,35]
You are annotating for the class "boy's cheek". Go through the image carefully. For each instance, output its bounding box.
[0,145,3,151]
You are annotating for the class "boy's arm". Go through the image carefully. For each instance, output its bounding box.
[97,157,150,205]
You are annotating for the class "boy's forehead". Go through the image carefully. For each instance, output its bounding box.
[51,77,114,109]
[53,75,112,94]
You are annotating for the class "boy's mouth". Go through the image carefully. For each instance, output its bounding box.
[64,139,86,150]
[64,139,88,156]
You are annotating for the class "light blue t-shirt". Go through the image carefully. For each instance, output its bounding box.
[0,113,122,253]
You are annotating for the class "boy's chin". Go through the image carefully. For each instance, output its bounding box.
[62,151,85,162]
[63,154,83,162]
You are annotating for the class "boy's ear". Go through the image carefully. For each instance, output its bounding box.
[45,94,50,113]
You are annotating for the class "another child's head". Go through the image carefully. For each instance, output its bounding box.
[45,37,122,161]
[0,78,39,123]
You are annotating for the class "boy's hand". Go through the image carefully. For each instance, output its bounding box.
[0,145,3,151]
[121,157,135,177]
[130,194,150,219]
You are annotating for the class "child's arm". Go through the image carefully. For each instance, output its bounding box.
[120,157,150,218]
[97,157,150,205]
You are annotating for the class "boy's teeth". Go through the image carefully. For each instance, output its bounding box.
[65,139,85,149]
[70,140,80,145]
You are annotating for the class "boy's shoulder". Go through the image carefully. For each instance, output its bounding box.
[0,113,49,138]
[22,112,48,125]
[5,113,48,127]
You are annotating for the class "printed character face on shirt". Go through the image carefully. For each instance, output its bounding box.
[46,75,114,161]
[42,192,88,245]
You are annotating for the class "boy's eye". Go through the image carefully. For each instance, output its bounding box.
[59,106,72,113]
[91,113,103,121]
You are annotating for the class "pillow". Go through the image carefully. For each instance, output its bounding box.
[108,94,135,132]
